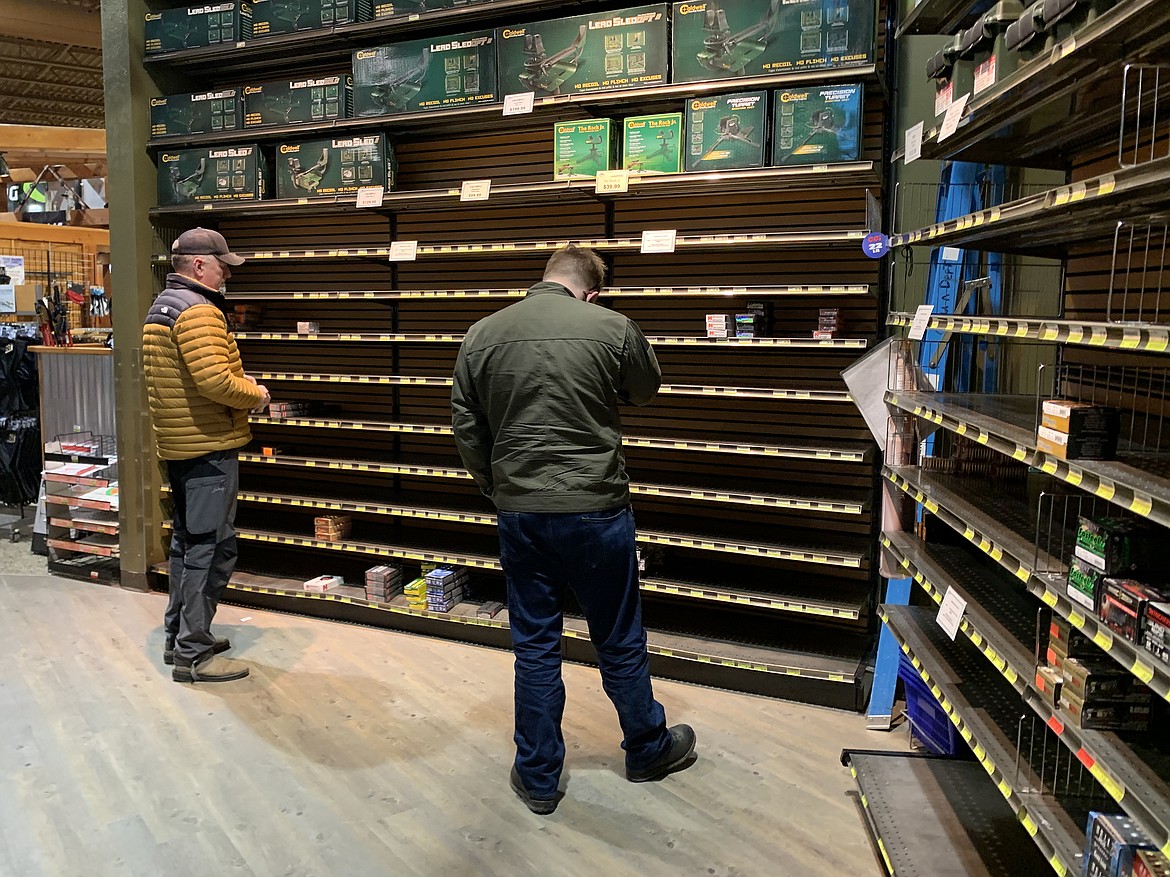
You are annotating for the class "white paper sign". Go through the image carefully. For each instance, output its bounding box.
[640,229,677,254]
[355,185,385,208]
[595,169,630,194]
[904,122,924,165]
[389,240,418,261]
[502,92,535,116]
[0,285,14,314]
[908,304,935,341]
[460,179,492,202]
[0,255,24,286]
[937,93,969,143]
[940,246,963,262]
[936,586,967,641]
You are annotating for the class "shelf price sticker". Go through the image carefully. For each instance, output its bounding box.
[904,121,924,165]
[389,240,418,262]
[355,186,385,208]
[502,92,535,116]
[460,179,492,202]
[641,229,677,254]
[937,93,970,143]
[936,585,967,640]
[908,304,935,341]
[595,169,630,194]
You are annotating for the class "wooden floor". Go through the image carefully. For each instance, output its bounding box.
[0,574,905,877]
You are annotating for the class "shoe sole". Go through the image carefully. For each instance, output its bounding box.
[164,640,230,666]
[510,773,557,815]
[626,736,697,783]
[172,666,249,683]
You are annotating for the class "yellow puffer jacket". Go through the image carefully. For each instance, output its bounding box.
[142,274,266,461]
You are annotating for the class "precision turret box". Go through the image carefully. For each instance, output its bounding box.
[275,133,396,198]
[553,119,615,180]
[670,0,875,83]
[145,2,253,54]
[251,0,372,36]
[771,83,862,166]
[243,75,352,127]
[150,88,243,137]
[157,144,270,206]
[684,91,767,171]
[352,31,498,116]
[496,5,668,97]
[623,113,683,174]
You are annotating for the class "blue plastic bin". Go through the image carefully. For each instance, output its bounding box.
[899,654,963,756]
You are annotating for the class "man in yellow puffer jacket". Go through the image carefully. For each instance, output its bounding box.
[143,228,269,684]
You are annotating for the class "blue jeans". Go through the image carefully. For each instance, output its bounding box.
[497,505,671,798]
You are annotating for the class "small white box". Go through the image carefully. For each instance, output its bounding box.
[297,321,320,334]
[304,574,343,592]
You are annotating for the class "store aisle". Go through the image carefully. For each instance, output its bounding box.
[0,574,901,877]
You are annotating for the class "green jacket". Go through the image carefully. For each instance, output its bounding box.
[452,281,661,512]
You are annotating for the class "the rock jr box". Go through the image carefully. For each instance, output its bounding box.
[145,2,253,54]
[243,75,352,126]
[251,0,372,35]
[496,5,669,97]
[552,119,615,180]
[670,0,875,83]
[772,83,862,166]
[150,88,243,137]
[275,133,396,198]
[623,113,683,174]
[353,31,498,116]
[157,144,270,206]
[684,91,767,171]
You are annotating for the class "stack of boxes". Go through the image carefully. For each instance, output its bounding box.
[267,400,311,418]
[734,313,760,338]
[705,314,734,338]
[425,567,468,612]
[814,307,842,339]
[314,514,352,542]
[404,575,428,609]
[364,564,403,602]
[1037,399,1121,461]
[233,303,264,328]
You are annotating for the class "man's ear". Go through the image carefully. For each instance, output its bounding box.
[585,290,601,304]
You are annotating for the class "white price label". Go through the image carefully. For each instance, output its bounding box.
[502,92,535,116]
[974,56,996,94]
[640,229,677,254]
[355,186,385,208]
[595,169,630,194]
[934,80,953,117]
[936,586,967,641]
[908,304,935,341]
[937,93,969,143]
[940,246,962,262]
[389,240,418,262]
[904,121,923,165]
[460,179,492,202]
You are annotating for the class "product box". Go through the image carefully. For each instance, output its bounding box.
[553,119,615,180]
[1062,656,1132,700]
[706,314,734,337]
[684,91,767,172]
[157,144,270,206]
[1068,556,1106,611]
[243,75,352,126]
[1076,517,1151,575]
[1084,813,1158,877]
[623,113,682,173]
[497,5,669,97]
[1034,665,1062,708]
[353,31,498,116]
[251,0,371,36]
[1135,849,1170,877]
[150,88,243,137]
[670,0,875,83]
[1142,601,1170,664]
[735,314,761,337]
[372,0,487,18]
[772,83,862,166]
[1063,689,1154,732]
[1036,424,1118,461]
[145,2,253,54]
[275,133,396,197]
[1049,616,1093,657]
[1101,579,1169,643]
[304,574,344,591]
[314,514,352,541]
[1041,399,1120,435]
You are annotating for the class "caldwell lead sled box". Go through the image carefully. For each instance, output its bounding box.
[251,0,373,35]
[275,134,396,198]
[352,31,499,116]
[157,144,270,206]
[243,75,352,127]
[150,88,243,137]
[496,5,669,97]
[670,0,875,83]
[145,2,253,53]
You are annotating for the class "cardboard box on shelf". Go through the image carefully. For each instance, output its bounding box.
[623,113,683,174]
[1036,424,1118,461]
[145,2,253,54]
[372,0,488,18]
[1040,399,1121,435]
[151,88,243,137]
[1067,557,1106,611]
[1061,656,1132,700]
[251,0,371,36]
[552,119,615,180]
[274,133,396,198]
[1034,665,1062,708]
[1084,813,1158,877]
[243,75,352,127]
[157,144,270,206]
[1100,578,1169,644]
[1076,517,1152,576]
[684,91,767,172]
[353,31,498,116]
[772,83,862,166]
[1063,689,1153,732]
[304,574,344,591]
[1141,601,1170,664]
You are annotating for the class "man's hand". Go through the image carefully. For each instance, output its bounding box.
[255,384,271,408]
[244,374,258,385]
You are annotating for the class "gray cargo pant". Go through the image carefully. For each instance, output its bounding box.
[164,449,239,664]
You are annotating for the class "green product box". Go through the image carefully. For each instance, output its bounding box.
[145,2,253,54]
[353,31,498,116]
[372,0,487,17]
[275,133,396,197]
[623,113,682,174]
[243,75,352,127]
[684,91,767,171]
[496,5,669,97]
[150,88,243,137]
[771,83,862,166]
[670,0,875,83]
[251,0,371,36]
[553,119,614,180]
[157,144,270,206]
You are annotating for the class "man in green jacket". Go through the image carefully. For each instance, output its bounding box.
[452,245,696,815]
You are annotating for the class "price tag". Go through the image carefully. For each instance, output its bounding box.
[640,229,677,254]
[908,304,935,341]
[502,92,535,116]
[904,121,923,165]
[355,185,384,208]
[595,169,630,194]
[938,93,969,142]
[460,179,492,202]
[936,586,967,641]
[389,240,418,261]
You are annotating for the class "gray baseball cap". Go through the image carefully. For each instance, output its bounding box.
[171,227,246,266]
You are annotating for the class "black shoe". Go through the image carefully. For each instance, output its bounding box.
[164,635,230,665]
[510,766,558,815]
[626,724,697,783]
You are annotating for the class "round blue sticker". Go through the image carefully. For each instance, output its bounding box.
[862,232,890,259]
